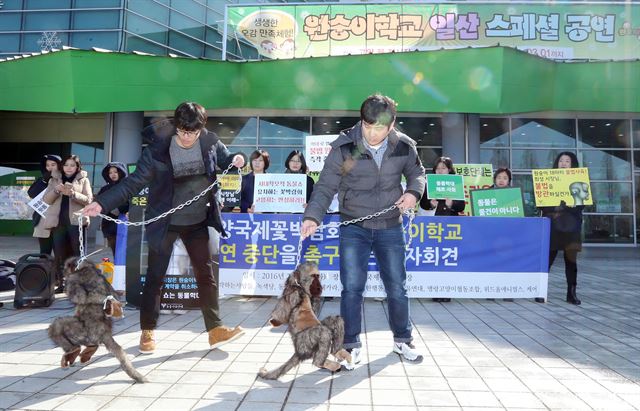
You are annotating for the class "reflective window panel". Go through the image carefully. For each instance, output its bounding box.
[511,118,576,148]
[480,117,509,148]
[578,119,631,149]
[583,214,634,244]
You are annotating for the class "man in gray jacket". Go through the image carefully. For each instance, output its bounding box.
[301,94,426,367]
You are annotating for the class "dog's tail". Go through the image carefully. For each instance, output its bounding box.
[103,335,148,383]
[258,354,301,380]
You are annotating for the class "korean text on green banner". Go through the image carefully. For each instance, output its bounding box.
[426,174,465,200]
[470,187,525,217]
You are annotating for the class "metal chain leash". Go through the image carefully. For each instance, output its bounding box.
[76,162,241,268]
[295,204,416,267]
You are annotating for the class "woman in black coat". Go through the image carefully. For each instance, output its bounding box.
[539,152,584,305]
[284,150,315,204]
[97,162,129,258]
[419,156,465,302]
[419,156,465,216]
[240,149,270,213]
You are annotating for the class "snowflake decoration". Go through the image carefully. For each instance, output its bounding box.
[37,31,62,52]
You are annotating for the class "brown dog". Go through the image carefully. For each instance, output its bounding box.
[258,262,351,380]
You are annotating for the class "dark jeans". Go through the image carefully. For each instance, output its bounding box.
[51,224,86,284]
[141,222,220,331]
[339,223,412,349]
[38,236,53,255]
[549,248,578,286]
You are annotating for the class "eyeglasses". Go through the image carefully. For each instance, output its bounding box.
[177,128,200,137]
[289,159,302,163]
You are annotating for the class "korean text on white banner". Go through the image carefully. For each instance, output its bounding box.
[220,214,550,300]
[253,173,307,213]
[305,134,339,172]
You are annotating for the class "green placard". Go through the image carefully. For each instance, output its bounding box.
[470,187,525,217]
[426,174,465,200]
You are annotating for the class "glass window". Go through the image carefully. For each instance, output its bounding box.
[259,117,309,146]
[0,12,22,30]
[71,31,119,50]
[511,118,576,148]
[512,149,568,170]
[125,12,167,44]
[584,215,634,244]
[168,30,202,57]
[24,11,71,30]
[584,182,633,214]
[311,117,359,135]
[636,174,640,241]
[581,150,631,181]
[73,10,120,30]
[75,0,122,7]
[634,151,640,173]
[396,117,441,146]
[170,1,205,24]
[578,119,630,149]
[633,120,640,148]
[480,117,509,147]
[204,44,222,60]
[126,0,169,25]
[1,1,26,11]
[26,0,71,9]
[418,148,442,171]
[0,34,20,52]
[124,33,166,55]
[480,149,509,169]
[169,11,204,40]
[206,117,257,146]
[512,174,538,217]
[22,32,69,52]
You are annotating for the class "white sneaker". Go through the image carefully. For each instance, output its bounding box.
[340,347,361,370]
[393,342,423,362]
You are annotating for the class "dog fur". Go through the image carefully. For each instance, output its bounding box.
[48,258,147,383]
[258,261,351,380]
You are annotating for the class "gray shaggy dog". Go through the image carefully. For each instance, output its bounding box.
[48,258,147,383]
[258,261,351,380]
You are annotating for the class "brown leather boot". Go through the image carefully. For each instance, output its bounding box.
[208,325,245,349]
[139,329,156,354]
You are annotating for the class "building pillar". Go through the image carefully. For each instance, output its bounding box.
[467,114,480,163]
[441,113,466,164]
[105,112,144,164]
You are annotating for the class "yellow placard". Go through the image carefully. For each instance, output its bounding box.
[220,174,241,191]
[453,164,494,216]
[532,167,592,207]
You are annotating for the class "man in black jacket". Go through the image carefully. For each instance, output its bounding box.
[83,102,246,354]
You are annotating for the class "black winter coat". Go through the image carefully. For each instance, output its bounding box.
[540,203,584,251]
[97,162,129,238]
[95,121,246,251]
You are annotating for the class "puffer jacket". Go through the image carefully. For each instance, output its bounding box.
[42,169,92,227]
[304,121,425,229]
[95,120,246,251]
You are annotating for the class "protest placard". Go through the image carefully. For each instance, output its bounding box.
[253,173,307,213]
[305,135,338,172]
[219,174,241,208]
[454,164,494,215]
[470,187,525,217]
[426,174,465,200]
[532,167,592,207]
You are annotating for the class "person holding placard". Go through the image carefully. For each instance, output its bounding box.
[419,156,466,217]
[285,150,315,204]
[420,157,465,303]
[301,94,426,367]
[240,149,270,213]
[27,154,62,255]
[96,162,129,258]
[538,152,584,305]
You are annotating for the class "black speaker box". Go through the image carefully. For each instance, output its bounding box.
[13,253,55,308]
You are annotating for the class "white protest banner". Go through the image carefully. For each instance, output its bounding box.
[253,173,307,213]
[27,188,49,218]
[305,134,338,172]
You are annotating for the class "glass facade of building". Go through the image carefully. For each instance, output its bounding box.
[480,116,638,245]
[0,0,278,59]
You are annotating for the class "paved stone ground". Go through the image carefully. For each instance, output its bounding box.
[0,236,639,410]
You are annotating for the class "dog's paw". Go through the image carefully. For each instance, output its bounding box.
[80,345,99,364]
[334,348,352,363]
[269,319,283,327]
[322,359,341,372]
[61,347,81,368]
